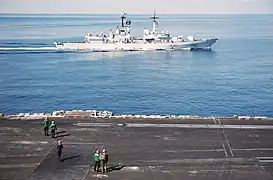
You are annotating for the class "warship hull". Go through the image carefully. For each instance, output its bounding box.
[54,38,218,51]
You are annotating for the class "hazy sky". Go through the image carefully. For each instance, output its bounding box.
[1,0,273,14]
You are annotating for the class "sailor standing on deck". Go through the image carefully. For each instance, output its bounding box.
[42,117,50,136]
[100,149,108,173]
[93,150,101,172]
[57,141,63,162]
[50,121,57,138]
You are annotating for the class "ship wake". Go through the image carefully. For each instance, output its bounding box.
[0,47,57,51]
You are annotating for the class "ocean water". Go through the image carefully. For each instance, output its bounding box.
[0,14,272,117]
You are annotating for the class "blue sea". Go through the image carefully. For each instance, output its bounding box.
[0,14,272,117]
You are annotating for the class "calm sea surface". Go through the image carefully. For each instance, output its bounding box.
[0,14,272,117]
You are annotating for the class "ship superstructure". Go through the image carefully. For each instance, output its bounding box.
[54,12,218,51]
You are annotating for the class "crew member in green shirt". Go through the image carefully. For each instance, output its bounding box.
[49,121,57,138]
[93,150,100,172]
[42,117,50,136]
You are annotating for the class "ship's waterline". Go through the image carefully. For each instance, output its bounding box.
[55,38,218,51]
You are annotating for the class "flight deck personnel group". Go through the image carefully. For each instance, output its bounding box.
[41,117,110,173]
[93,149,109,173]
[42,117,57,138]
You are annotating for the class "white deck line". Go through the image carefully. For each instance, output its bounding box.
[221,141,228,157]
[235,148,273,151]
[199,169,238,172]
[125,123,273,130]
[181,149,224,152]
[65,142,103,145]
[0,163,39,168]
[222,131,234,157]
[75,123,273,130]
[25,145,55,180]
[148,158,252,163]
[75,123,112,127]
[258,160,273,163]
[212,117,216,124]
[0,154,45,158]
[257,157,273,159]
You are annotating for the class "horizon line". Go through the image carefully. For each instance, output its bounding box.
[1,13,273,15]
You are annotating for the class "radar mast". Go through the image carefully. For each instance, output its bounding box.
[121,13,127,27]
[150,10,159,32]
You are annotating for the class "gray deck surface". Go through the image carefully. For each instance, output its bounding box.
[1,118,273,180]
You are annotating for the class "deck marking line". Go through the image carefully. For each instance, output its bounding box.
[146,157,254,164]
[0,163,39,168]
[182,149,224,152]
[92,123,273,130]
[65,142,101,145]
[0,154,46,158]
[199,169,237,172]
[221,141,228,157]
[257,157,273,159]
[212,117,216,124]
[25,144,55,180]
[222,131,234,157]
[258,160,273,163]
[235,148,273,151]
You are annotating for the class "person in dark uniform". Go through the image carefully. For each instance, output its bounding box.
[57,141,63,162]
[50,121,57,138]
[42,117,50,136]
